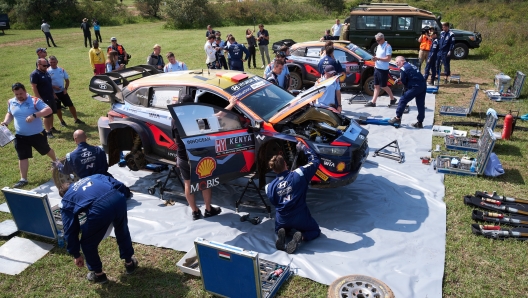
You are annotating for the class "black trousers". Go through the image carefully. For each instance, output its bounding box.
[248,45,256,68]
[84,33,92,48]
[44,32,57,47]
[94,30,102,42]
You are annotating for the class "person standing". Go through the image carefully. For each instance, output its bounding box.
[1,83,58,188]
[35,47,48,67]
[438,22,455,83]
[93,18,102,42]
[245,28,257,69]
[58,130,110,178]
[41,20,57,47]
[331,19,344,40]
[205,25,216,39]
[364,33,396,107]
[317,44,344,77]
[319,29,333,41]
[257,24,270,68]
[163,52,188,72]
[81,18,92,48]
[89,40,106,75]
[59,174,137,284]
[31,58,60,138]
[226,36,250,71]
[146,44,165,71]
[214,32,229,70]
[266,142,321,254]
[424,31,439,86]
[107,37,128,66]
[387,56,426,128]
[47,56,84,127]
[204,35,219,69]
[417,27,432,72]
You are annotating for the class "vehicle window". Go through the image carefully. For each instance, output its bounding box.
[397,17,413,31]
[421,19,437,30]
[196,90,227,107]
[241,84,295,121]
[174,105,242,137]
[290,47,306,57]
[358,16,392,30]
[333,50,348,63]
[150,87,182,109]
[125,87,149,106]
[306,47,321,58]
[346,44,373,61]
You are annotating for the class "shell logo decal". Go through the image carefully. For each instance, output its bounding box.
[336,162,346,172]
[196,157,217,179]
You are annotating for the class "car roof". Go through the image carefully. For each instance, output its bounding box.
[293,41,350,48]
[350,3,435,18]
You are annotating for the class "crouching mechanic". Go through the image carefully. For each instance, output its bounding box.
[388,56,427,128]
[58,129,110,178]
[265,142,321,254]
[59,174,137,284]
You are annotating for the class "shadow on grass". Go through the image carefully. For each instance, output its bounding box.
[494,143,523,156]
[483,168,525,185]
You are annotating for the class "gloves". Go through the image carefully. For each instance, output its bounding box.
[296,141,305,153]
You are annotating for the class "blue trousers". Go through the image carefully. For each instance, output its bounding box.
[424,56,437,82]
[396,86,426,122]
[229,59,245,71]
[275,207,321,241]
[437,52,451,76]
[80,191,134,273]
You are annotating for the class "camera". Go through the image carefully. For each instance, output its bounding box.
[421,26,430,35]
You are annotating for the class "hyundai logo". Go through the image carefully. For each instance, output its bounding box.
[359,135,365,139]
[99,84,107,90]
[81,151,93,158]
[231,85,240,91]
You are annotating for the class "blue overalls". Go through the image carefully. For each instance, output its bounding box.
[424,38,439,83]
[61,142,110,178]
[226,42,250,71]
[438,30,455,76]
[397,62,427,122]
[265,147,321,241]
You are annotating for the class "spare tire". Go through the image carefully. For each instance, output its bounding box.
[327,274,395,298]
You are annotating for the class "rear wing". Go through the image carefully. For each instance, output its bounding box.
[89,64,159,104]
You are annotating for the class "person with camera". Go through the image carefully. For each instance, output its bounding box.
[107,37,128,66]
[418,26,432,72]
[245,29,257,69]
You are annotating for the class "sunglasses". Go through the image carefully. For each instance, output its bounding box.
[40,64,50,68]
[11,83,24,90]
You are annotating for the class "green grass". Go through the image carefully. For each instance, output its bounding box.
[1,18,528,297]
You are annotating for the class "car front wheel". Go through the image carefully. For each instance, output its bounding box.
[289,72,302,90]
[452,43,469,59]
[363,76,385,96]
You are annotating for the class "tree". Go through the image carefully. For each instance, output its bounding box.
[135,0,162,18]
[165,0,214,29]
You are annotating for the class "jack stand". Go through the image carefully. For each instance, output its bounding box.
[373,140,404,163]
[347,90,368,104]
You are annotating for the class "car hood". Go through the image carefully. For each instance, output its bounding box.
[451,28,478,36]
[364,60,399,71]
[268,76,340,124]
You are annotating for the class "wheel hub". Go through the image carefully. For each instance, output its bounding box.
[339,280,383,298]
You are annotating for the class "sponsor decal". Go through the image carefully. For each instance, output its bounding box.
[315,169,328,181]
[86,163,94,169]
[256,135,266,141]
[359,135,365,140]
[196,157,217,179]
[137,94,148,99]
[190,177,220,192]
[81,156,96,164]
[277,181,288,189]
[214,135,254,156]
[250,81,265,90]
[336,162,346,172]
[148,112,160,119]
[218,251,231,261]
[186,137,211,145]
[277,186,292,196]
[80,151,93,158]
[231,85,240,91]
[99,84,107,89]
[340,83,347,87]
[322,158,335,168]
[167,151,177,158]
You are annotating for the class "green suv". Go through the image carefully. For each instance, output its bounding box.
[343,3,482,59]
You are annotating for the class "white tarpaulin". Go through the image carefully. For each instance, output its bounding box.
[0,236,54,275]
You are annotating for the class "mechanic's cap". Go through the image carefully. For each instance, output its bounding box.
[324,65,336,75]
[36,47,47,54]
[110,37,117,41]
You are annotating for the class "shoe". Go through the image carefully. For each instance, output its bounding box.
[204,206,222,218]
[125,256,138,274]
[47,131,54,139]
[389,99,397,105]
[388,117,401,126]
[86,272,108,284]
[60,120,67,127]
[364,101,376,107]
[51,127,61,133]
[444,78,448,84]
[13,179,28,188]
[74,119,85,124]
[260,65,265,69]
[61,105,67,110]
[275,228,286,251]
[192,209,202,221]
[286,231,302,254]
[412,122,423,128]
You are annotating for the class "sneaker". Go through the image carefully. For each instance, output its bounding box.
[47,131,54,139]
[192,209,202,221]
[412,122,424,128]
[74,119,85,124]
[125,256,138,274]
[388,117,401,126]
[60,120,67,127]
[204,206,222,218]
[389,99,397,105]
[286,231,302,254]
[275,228,286,251]
[13,179,28,188]
[61,105,67,110]
[51,127,61,133]
[86,272,108,284]
[364,101,376,107]
[260,65,265,69]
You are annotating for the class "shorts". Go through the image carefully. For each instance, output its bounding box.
[374,68,389,88]
[14,131,51,160]
[42,98,57,118]
[55,92,74,107]
[177,157,191,180]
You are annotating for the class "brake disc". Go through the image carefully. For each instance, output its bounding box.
[125,150,146,171]
[52,158,79,189]
[327,274,394,298]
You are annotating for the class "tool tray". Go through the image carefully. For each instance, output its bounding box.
[485,71,526,101]
[469,113,498,137]
[440,84,479,116]
[444,135,479,152]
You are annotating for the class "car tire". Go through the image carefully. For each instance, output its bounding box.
[289,72,303,90]
[363,76,385,97]
[370,42,377,54]
[327,274,395,298]
[52,158,79,189]
[452,43,469,60]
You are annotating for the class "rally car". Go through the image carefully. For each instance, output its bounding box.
[287,41,401,96]
[87,65,369,192]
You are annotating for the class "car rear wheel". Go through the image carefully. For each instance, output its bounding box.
[363,76,385,97]
[289,72,302,90]
[327,274,395,298]
[452,43,469,59]
[370,43,377,54]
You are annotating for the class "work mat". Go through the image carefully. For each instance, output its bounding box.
[0,236,54,275]
[28,92,445,297]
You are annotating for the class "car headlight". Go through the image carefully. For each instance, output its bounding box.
[469,36,476,41]
[313,144,347,156]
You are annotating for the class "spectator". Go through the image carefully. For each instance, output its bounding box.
[319,29,333,41]
[35,47,48,68]
[364,33,396,107]
[205,25,216,39]
[257,24,270,68]
[92,18,102,43]
[264,47,291,90]
[245,29,257,69]
[226,36,250,71]
[315,65,342,113]
[204,35,219,69]
[438,22,455,83]
[215,32,228,70]
[107,37,128,66]
[58,130,110,178]
[106,51,124,72]
[147,44,165,71]
[331,19,344,40]
[1,82,58,188]
[163,52,188,72]
[89,40,106,75]
[31,58,60,138]
[418,27,432,72]
[41,19,57,47]
[81,18,92,48]
[47,56,84,127]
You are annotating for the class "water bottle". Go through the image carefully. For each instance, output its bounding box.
[57,230,65,248]
[470,160,476,172]
[500,85,504,95]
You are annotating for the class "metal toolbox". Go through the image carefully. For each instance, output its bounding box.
[444,135,479,152]
[195,237,292,298]
[494,73,511,91]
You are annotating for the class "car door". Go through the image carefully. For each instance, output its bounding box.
[392,16,416,49]
[168,103,255,193]
[333,49,361,87]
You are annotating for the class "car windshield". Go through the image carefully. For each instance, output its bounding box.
[346,43,373,61]
[241,84,295,121]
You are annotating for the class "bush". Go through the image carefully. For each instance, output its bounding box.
[135,0,163,18]
[165,0,213,29]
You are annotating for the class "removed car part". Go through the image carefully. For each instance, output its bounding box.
[327,274,395,298]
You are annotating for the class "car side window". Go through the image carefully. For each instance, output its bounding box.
[150,87,183,109]
[306,47,321,58]
[333,50,348,63]
[175,105,242,137]
[290,47,305,57]
[397,17,413,31]
[125,87,149,106]
[360,16,392,30]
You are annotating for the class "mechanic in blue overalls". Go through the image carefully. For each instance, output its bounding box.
[59,174,137,284]
[57,129,110,178]
[265,142,321,254]
[423,31,439,86]
[388,56,427,128]
[225,35,250,71]
[438,22,455,83]
[317,43,343,77]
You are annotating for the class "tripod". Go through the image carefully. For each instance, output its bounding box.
[348,61,368,104]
